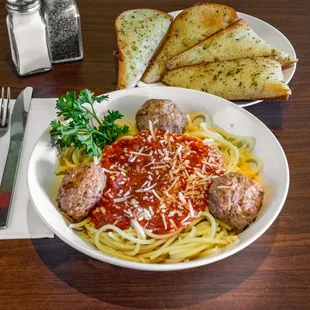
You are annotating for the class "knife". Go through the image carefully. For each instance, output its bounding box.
[0,87,33,229]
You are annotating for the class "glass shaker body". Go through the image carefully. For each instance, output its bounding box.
[6,7,52,76]
[43,0,83,63]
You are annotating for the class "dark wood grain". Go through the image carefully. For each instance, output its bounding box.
[0,0,310,309]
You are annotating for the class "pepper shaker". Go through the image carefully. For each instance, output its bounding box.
[6,0,52,76]
[42,0,83,63]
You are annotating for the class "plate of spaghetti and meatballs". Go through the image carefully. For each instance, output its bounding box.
[28,87,289,271]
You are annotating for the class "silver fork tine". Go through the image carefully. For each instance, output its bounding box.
[0,87,3,124]
[3,87,11,126]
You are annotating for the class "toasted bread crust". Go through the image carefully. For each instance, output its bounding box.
[231,94,290,101]
[141,3,238,84]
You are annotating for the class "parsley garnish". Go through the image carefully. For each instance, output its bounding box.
[50,89,129,157]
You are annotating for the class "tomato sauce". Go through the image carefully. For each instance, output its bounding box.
[91,130,225,234]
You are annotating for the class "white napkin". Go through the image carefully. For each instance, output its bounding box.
[0,98,57,239]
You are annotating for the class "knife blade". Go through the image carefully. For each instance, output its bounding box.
[0,87,33,229]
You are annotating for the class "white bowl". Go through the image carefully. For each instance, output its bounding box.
[28,87,289,271]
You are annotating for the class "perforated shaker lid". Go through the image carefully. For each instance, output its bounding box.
[6,0,41,12]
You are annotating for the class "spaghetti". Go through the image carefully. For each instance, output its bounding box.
[58,112,262,263]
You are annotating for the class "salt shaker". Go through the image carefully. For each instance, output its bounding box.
[42,0,83,63]
[6,0,52,76]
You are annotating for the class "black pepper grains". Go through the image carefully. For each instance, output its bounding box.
[42,0,83,63]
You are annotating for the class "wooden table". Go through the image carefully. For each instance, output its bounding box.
[1,0,309,309]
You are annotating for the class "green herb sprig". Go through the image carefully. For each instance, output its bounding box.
[50,89,129,157]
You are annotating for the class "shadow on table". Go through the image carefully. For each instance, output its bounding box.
[245,100,285,130]
[31,221,279,309]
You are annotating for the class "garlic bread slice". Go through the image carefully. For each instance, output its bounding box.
[162,57,291,100]
[167,19,296,70]
[116,9,172,89]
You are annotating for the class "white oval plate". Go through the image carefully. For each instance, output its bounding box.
[137,10,297,108]
[28,87,289,271]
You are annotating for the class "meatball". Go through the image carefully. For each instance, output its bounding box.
[136,99,186,133]
[208,172,264,233]
[58,164,106,222]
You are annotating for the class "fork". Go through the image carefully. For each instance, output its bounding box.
[0,87,11,137]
